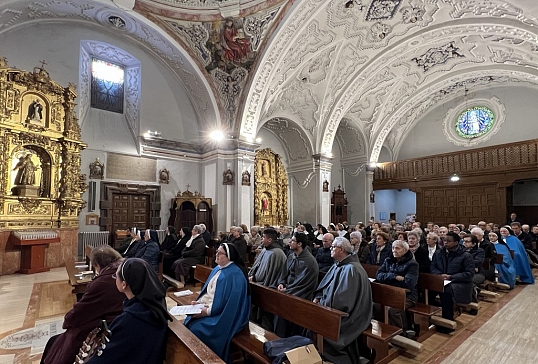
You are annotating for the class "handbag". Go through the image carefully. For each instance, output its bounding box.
[73,320,111,364]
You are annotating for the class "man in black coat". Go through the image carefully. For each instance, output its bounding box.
[471,227,496,281]
[229,226,247,263]
[431,232,474,327]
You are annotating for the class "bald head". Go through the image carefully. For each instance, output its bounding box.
[322,233,334,248]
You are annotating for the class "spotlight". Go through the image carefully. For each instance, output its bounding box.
[255,137,262,143]
[210,130,225,141]
[450,174,460,182]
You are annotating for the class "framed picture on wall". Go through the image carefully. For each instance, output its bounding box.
[86,213,99,225]
[379,212,387,220]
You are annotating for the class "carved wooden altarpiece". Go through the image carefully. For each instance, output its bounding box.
[254,149,289,226]
[0,57,86,229]
[169,189,213,234]
[331,186,348,224]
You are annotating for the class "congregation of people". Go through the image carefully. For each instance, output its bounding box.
[42,212,538,364]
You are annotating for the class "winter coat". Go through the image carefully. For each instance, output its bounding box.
[366,242,392,265]
[430,245,474,304]
[376,250,419,302]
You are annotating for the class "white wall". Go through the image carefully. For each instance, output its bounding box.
[374,189,416,224]
[0,22,200,150]
[398,85,538,160]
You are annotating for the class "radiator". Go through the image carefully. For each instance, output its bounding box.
[78,231,110,256]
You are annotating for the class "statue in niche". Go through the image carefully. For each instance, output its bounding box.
[370,191,375,204]
[241,170,250,186]
[261,195,269,213]
[260,160,269,177]
[13,154,37,185]
[223,169,234,185]
[27,99,43,122]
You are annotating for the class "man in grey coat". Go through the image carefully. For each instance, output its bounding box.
[313,237,372,364]
[248,227,287,329]
[275,232,319,337]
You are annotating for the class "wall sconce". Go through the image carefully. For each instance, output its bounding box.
[144,130,162,138]
[450,174,460,182]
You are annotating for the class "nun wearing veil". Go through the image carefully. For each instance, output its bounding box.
[488,232,516,289]
[88,258,172,364]
[499,226,534,284]
[185,243,250,363]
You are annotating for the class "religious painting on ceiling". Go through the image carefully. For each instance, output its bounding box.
[254,148,289,226]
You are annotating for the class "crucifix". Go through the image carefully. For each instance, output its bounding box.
[185,183,191,192]
[39,60,48,68]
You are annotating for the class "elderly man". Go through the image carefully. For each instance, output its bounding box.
[438,226,448,247]
[316,233,334,272]
[313,237,372,364]
[275,232,319,337]
[200,223,210,245]
[375,240,419,335]
[430,232,474,328]
[249,228,287,330]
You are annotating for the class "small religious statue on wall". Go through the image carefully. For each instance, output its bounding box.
[223,168,234,185]
[370,191,375,203]
[323,179,329,192]
[26,99,44,123]
[261,193,270,214]
[159,167,170,184]
[241,170,251,186]
[89,158,104,180]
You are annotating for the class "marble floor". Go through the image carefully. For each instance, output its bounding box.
[0,268,536,364]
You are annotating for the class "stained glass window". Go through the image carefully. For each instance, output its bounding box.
[91,58,124,113]
[455,106,494,138]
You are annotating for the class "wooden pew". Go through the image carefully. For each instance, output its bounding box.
[234,282,347,364]
[166,316,225,364]
[65,258,92,297]
[362,264,446,341]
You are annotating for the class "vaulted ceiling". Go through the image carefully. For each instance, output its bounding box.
[3,0,538,164]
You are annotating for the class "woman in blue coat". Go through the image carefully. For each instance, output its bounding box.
[185,243,250,363]
[375,240,419,332]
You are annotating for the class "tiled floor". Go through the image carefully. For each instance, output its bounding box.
[0,268,536,364]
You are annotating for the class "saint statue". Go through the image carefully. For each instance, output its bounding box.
[13,155,37,185]
[27,100,43,122]
[261,196,269,211]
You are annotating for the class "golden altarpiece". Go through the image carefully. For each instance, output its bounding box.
[254,149,289,226]
[0,57,87,274]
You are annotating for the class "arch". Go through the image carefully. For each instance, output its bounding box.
[0,0,221,132]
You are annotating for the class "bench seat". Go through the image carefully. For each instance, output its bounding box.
[363,320,402,364]
[231,322,279,364]
[407,302,441,341]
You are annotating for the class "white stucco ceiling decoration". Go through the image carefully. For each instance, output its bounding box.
[0,0,219,129]
[239,0,538,163]
[261,117,312,163]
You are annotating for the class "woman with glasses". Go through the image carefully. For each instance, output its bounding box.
[185,243,250,363]
[88,258,171,364]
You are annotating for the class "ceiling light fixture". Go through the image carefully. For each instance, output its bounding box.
[209,130,225,141]
[450,174,460,182]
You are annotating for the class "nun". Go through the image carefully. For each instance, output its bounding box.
[88,258,172,364]
[488,232,516,289]
[185,243,250,363]
[499,226,534,284]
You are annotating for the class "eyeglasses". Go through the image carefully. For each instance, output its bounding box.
[216,251,226,256]
[111,273,117,279]
[330,245,341,250]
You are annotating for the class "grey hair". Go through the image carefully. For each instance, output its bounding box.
[426,232,439,242]
[334,237,353,253]
[199,223,206,231]
[391,240,409,251]
[407,230,420,240]
[350,231,362,241]
[192,224,203,234]
[233,226,244,234]
[470,227,484,236]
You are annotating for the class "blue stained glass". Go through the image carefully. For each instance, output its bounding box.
[455,106,494,138]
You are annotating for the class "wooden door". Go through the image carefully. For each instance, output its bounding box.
[112,193,150,233]
[175,201,196,231]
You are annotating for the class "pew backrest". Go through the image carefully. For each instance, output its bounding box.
[362,263,379,279]
[249,282,347,342]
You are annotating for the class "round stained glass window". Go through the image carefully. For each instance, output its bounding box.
[455,106,494,138]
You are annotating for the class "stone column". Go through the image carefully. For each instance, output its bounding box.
[313,154,332,227]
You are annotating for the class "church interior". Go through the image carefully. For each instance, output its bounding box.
[1,0,538,363]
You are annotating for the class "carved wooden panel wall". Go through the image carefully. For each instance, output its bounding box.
[419,185,497,226]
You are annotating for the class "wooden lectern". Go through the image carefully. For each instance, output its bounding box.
[10,230,60,274]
